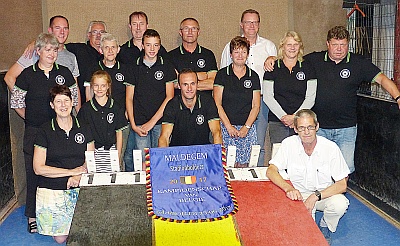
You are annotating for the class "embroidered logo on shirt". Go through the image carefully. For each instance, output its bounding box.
[155,71,164,80]
[107,113,115,124]
[296,71,306,81]
[75,133,85,144]
[196,114,205,125]
[55,75,66,85]
[197,59,206,68]
[340,69,351,79]
[115,73,124,82]
[243,79,252,88]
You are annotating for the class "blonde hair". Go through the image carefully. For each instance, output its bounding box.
[90,70,112,96]
[277,31,304,62]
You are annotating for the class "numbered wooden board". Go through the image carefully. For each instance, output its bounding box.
[79,171,146,186]
[226,167,288,181]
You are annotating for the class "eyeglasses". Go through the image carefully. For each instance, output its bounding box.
[242,21,259,26]
[296,125,317,132]
[90,30,107,36]
[180,27,199,32]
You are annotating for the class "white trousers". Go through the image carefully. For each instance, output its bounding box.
[303,193,349,232]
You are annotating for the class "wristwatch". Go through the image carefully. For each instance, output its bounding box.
[314,190,322,201]
[245,125,251,129]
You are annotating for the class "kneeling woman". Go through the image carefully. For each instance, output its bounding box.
[33,85,94,244]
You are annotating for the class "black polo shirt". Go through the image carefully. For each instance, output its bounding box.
[13,62,77,127]
[34,116,94,190]
[127,56,177,125]
[84,60,134,108]
[118,38,169,65]
[263,59,316,122]
[168,44,218,73]
[162,94,219,146]
[214,65,261,125]
[306,51,381,128]
[77,97,128,149]
[66,42,102,99]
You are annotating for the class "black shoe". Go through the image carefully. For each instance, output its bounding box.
[27,220,37,234]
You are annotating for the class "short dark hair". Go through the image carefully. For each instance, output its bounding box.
[241,9,260,22]
[180,18,200,28]
[142,29,161,44]
[178,68,198,85]
[229,36,250,54]
[50,85,72,102]
[49,15,69,28]
[129,11,148,24]
[327,26,350,41]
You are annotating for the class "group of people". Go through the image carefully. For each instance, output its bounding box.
[5,7,400,245]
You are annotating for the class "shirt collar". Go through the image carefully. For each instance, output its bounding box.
[178,94,201,111]
[32,61,59,72]
[324,51,351,63]
[51,116,80,131]
[226,64,252,77]
[136,55,164,66]
[179,44,201,54]
[98,60,120,70]
[90,97,114,111]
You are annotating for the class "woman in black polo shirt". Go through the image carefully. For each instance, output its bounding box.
[263,31,317,144]
[10,33,78,233]
[214,36,261,167]
[33,85,94,244]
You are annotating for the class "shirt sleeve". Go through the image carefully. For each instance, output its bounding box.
[213,68,226,87]
[17,51,38,69]
[71,55,80,78]
[162,99,176,125]
[34,127,48,149]
[220,43,232,69]
[269,138,290,170]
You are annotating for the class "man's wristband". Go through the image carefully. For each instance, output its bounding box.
[394,95,400,102]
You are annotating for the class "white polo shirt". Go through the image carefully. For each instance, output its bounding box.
[269,135,350,193]
[220,35,277,92]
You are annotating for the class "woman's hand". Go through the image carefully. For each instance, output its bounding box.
[67,175,82,189]
[227,125,239,138]
[70,165,87,176]
[238,126,249,138]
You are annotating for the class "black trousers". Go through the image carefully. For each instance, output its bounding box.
[23,126,39,218]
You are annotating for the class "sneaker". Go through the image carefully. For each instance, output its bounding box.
[319,226,332,245]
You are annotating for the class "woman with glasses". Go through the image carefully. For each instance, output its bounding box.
[214,36,260,167]
[263,31,317,145]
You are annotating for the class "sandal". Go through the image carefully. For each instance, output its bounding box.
[27,220,37,234]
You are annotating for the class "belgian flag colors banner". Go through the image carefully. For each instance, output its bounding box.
[147,144,238,222]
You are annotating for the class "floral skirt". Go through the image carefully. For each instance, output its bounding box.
[221,123,257,165]
[36,187,79,236]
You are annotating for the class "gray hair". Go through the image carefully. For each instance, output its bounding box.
[100,33,119,47]
[35,33,59,50]
[86,21,107,41]
[294,109,318,128]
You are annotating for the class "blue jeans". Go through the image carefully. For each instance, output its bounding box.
[317,126,357,173]
[255,99,269,166]
[124,127,137,172]
[124,124,161,171]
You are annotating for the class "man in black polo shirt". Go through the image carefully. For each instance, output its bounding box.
[159,69,222,147]
[66,21,107,100]
[118,11,168,65]
[265,26,400,174]
[168,18,218,94]
[123,29,176,171]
